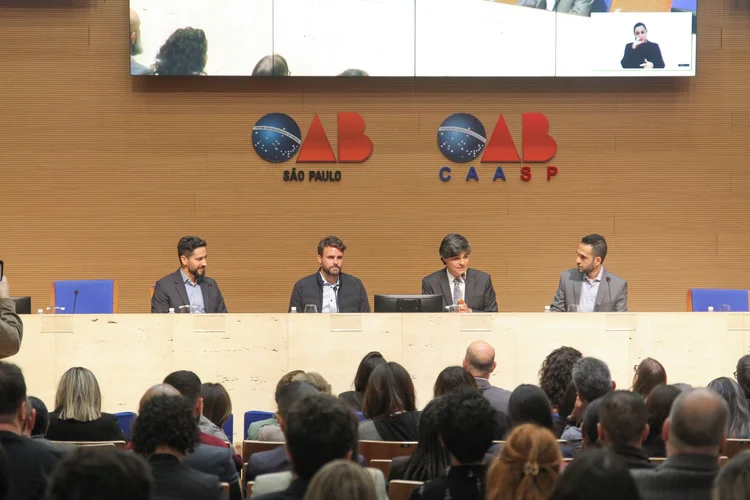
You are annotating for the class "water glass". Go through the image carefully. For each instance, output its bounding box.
[304,304,318,314]
[718,304,732,312]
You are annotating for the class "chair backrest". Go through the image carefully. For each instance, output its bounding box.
[369,459,392,478]
[389,480,423,500]
[244,410,275,437]
[51,280,118,313]
[221,482,230,500]
[720,456,729,467]
[246,482,254,497]
[724,439,750,458]
[650,457,667,464]
[50,440,127,449]
[222,414,234,443]
[591,0,611,12]
[359,441,418,465]
[687,289,750,312]
[114,411,136,442]
[241,440,285,464]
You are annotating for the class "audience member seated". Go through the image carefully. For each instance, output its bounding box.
[507,384,554,430]
[153,28,208,76]
[463,341,511,414]
[562,357,614,453]
[46,447,152,500]
[736,354,750,402]
[632,358,667,398]
[0,361,64,500]
[200,382,232,442]
[547,449,642,500]
[133,393,224,500]
[159,373,241,500]
[338,69,370,76]
[304,459,378,500]
[359,362,420,441]
[631,388,728,500]
[28,396,49,438]
[260,373,332,442]
[642,384,682,458]
[538,347,582,437]
[485,423,562,500]
[252,393,386,500]
[252,55,290,76]
[339,351,386,412]
[597,391,654,469]
[708,377,750,439]
[246,382,320,481]
[713,450,750,500]
[388,398,449,482]
[46,367,124,443]
[248,370,304,440]
[433,366,477,398]
[129,9,152,75]
[673,383,693,392]
[410,389,496,500]
[580,397,604,451]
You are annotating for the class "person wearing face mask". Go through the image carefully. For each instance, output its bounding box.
[421,234,498,313]
[621,22,665,69]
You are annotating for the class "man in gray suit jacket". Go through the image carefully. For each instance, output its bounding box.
[515,0,594,16]
[631,389,728,500]
[463,341,511,414]
[551,234,628,312]
[422,234,498,312]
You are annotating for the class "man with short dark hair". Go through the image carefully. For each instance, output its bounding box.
[422,233,498,312]
[412,389,496,500]
[632,388,728,500]
[462,341,510,414]
[252,54,290,76]
[47,447,153,500]
[152,236,228,314]
[581,397,604,451]
[246,382,320,480]
[562,357,615,453]
[288,236,370,313]
[0,361,64,500]
[550,233,628,312]
[598,391,654,469]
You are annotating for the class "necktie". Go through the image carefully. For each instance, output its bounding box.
[452,277,463,305]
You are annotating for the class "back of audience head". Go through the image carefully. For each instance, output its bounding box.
[437,388,496,465]
[547,449,642,500]
[667,388,728,456]
[673,382,693,393]
[539,346,583,410]
[129,8,143,56]
[138,383,181,413]
[463,340,496,379]
[276,370,305,401]
[303,459,377,500]
[276,382,320,430]
[252,54,290,76]
[708,377,750,439]
[736,354,750,399]
[354,352,386,393]
[645,384,681,444]
[132,394,199,456]
[27,396,48,437]
[362,362,416,419]
[292,372,332,394]
[285,393,358,480]
[163,370,202,415]
[598,390,648,448]
[46,447,152,500]
[55,367,102,422]
[153,27,208,76]
[200,382,232,430]
[433,366,477,398]
[403,398,449,482]
[508,384,553,430]
[572,357,613,405]
[485,423,561,500]
[632,357,667,397]
[713,450,750,500]
[338,69,369,76]
[581,397,604,450]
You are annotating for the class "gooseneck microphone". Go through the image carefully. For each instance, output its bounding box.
[606,276,612,304]
[334,285,340,312]
[72,290,79,314]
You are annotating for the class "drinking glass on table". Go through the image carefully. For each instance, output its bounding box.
[446,304,461,313]
[718,304,732,312]
[567,305,580,313]
[304,304,318,314]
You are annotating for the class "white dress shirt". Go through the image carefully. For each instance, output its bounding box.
[320,272,339,313]
[447,269,466,305]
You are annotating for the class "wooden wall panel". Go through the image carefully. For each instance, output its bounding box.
[0,0,748,314]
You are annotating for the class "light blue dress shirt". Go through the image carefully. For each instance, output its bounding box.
[578,267,603,313]
[320,272,339,313]
[180,269,206,313]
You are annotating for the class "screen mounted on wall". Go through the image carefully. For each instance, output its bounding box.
[129,0,697,77]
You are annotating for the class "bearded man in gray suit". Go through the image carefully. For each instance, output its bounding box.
[516,0,594,16]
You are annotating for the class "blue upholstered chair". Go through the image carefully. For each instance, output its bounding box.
[50,280,118,313]
[687,289,749,312]
[244,410,275,439]
[115,411,136,442]
[222,414,234,443]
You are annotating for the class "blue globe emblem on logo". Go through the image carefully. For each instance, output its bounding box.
[437,113,487,163]
[253,113,302,163]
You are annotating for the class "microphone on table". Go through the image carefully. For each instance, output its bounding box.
[606,276,612,304]
[72,290,79,314]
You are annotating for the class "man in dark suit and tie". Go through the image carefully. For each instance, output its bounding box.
[421,234,497,312]
[152,236,228,314]
[288,236,370,313]
[550,234,628,312]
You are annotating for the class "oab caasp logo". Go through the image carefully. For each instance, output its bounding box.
[437,113,559,182]
[252,112,373,183]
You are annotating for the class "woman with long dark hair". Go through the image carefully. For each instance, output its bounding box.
[388,399,449,482]
[338,352,386,412]
[433,366,477,398]
[507,384,554,431]
[359,362,420,441]
[708,377,750,439]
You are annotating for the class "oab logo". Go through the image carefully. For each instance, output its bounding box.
[252,112,373,183]
[437,113,559,182]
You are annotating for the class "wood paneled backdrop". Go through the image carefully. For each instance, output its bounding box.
[0,0,747,313]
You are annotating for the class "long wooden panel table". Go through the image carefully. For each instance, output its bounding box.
[9,313,747,440]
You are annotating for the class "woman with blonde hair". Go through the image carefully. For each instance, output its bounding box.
[485,423,561,500]
[46,367,124,442]
[304,459,378,500]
